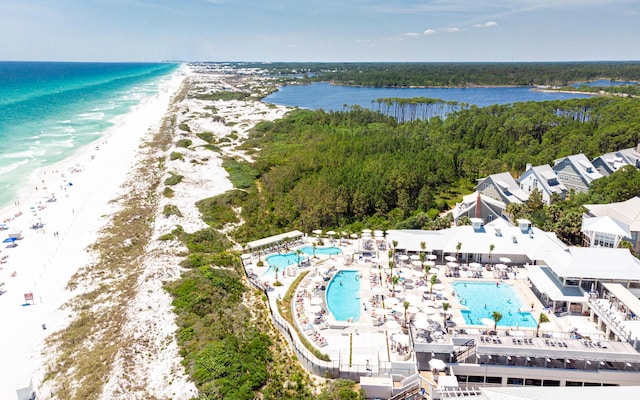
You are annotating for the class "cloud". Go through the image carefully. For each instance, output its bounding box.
[423,29,436,36]
[405,32,419,37]
[474,21,498,28]
[443,27,460,33]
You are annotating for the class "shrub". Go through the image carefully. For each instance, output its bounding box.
[176,139,192,148]
[170,151,184,161]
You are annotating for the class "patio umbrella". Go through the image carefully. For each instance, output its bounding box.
[309,305,323,314]
[2,237,17,243]
[362,229,372,234]
[404,294,420,305]
[385,297,400,308]
[310,297,323,305]
[433,283,445,291]
[446,262,459,268]
[495,263,508,270]
[326,230,336,236]
[414,319,431,330]
[350,233,359,239]
[445,256,457,262]
[312,229,322,235]
[372,286,386,295]
[424,260,436,267]
[481,317,495,327]
[410,255,421,261]
[392,333,410,345]
[469,262,482,269]
[374,307,390,316]
[429,358,446,371]
[499,257,512,263]
[374,231,384,238]
[385,320,401,331]
[398,255,409,261]
[407,306,421,314]
[427,254,437,260]
[411,260,423,267]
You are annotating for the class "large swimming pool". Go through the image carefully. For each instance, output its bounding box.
[263,253,302,278]
[326,270,361,321]
[300,245,342,256]
[452,281,537,328]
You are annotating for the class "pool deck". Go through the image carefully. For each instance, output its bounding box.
[243,236,607,373]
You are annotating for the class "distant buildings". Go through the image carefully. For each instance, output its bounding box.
[552,153,603,193]
[476,172,529,204]
[518,163,567,204]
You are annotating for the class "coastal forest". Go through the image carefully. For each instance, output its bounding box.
[227,95,640,248]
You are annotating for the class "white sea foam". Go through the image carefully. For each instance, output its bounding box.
[0,159,29,176]
[77,111,105,120]
[2,149,34,159]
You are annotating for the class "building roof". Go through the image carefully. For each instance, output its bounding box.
[602,283,640,318]
[618,146,640,166]
[553,153,603,184]
[476,386,640,400]
[541,247,640,281]
[478,172,529,204]
[519,164,567,197]
[585,197,640,232]
[450,191,506,221]
[581,216,632,238]
[246,230,304,250]
[593,151,630,174]
[526,265,588,302]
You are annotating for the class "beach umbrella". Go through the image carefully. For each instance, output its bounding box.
[312,229,322,235]
[410,255,421,261]
[433,283,445,291]
[2,237,17,243]
[469,262,482,269]
[404,294,420,304]
[412,260,423,267]
[414,319,431,330]
[397,255,409,261]
[362,229,372,234]
[427,254,437,260]
[392,333,410,345]
[374,307,390,316]
[446,261,459,268]
[310,297,323,306]
[429,358,446,371]
[361,232,371,238]
[407,306,420,314]
[499,257,512,263]
[374,231,384,238]
[481,317,495,327]
[424,260,436,267]
[309,305,323,314]
[326,230,336,236]
[445,255,457,262]
[350,233,359,239]
[372,286,386,295]
[385,320,401,331]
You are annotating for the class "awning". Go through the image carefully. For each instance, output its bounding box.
[526,265,588,302]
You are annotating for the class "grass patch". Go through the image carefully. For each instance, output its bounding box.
[192,91,250,101]
[163,187,175,198]
[222,157,258,189]
[165,172,184,186]
[179,122,191,132]
[196,191,246,229]
[170,151,184,161]
[176,138,192,148]
[196,132,215,144]
[163,204,183,218]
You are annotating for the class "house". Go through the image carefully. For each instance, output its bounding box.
[581,216,631,249]
[476,172,529,204]
[518,164,567,204]
[584,196,640,253]
[449,191,508,225]
[552,153,603,193]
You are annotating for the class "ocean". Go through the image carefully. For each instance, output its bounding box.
[0,61,180,209]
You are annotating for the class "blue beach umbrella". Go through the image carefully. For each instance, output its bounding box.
[3,237,17,243]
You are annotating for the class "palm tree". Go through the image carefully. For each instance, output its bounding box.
[420,241,426,255]
[455,241,462,261]
[488,243,495,266]
[392,275,400,297]
[312,242,317,259]
[430,274,438,300]
[403,301,410,328]
[536,312,550,337]
[492,311,503,331]
[442,302,450,332]
[423,263,431,282]
[274,266,280,285]
[296,249,302,267]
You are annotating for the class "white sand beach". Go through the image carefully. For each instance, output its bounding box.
[0,65,290,399]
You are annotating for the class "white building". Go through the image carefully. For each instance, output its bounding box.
[518,164,567,204]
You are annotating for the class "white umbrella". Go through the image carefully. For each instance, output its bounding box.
[350,233,359,239]
[374,307,390,316]
[326,230,336,236]
[427,254,437,260]
[398,255,409,261]
[499,257,512,263]
[446,261,459,268]
[373,229,384,235]
[404,294,420,305]
[424,260,436,267]
[414,319,431,330]
[481,317,495,327]
[410,255,421,261]
[385,320,401,330]
[362,229,372,234]
[374,231,384,238]
[361,232,371,238]
[423,299,436,308]
[318,267,330,275]
[310,297,323,305]
[309,305,323,314]
[469,262,482,269]
[371,257,380,264]
[313,275,325,283]
[411,260,422,267]
[429,358,446,370]
[392,333,410,345]
[408,306,421,314]
[372,286,386,295]
[445,256,457,262]
[495,263,508,270]
[433,283,445,291]
[393,303,406,313]
[312,229,322,235]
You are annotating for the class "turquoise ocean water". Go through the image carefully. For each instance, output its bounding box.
[0,61,180,210]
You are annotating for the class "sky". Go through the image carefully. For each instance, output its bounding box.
[0,0,638,62]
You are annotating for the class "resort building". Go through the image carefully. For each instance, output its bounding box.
[583,197,640,253]
[581,216,631,249]
[552,153,603,193]
[517,164,567,204]
[476,172,529,205]
[449,192,508,226]
[592,145,640,176]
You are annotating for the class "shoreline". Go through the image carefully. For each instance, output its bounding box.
[0,66,188,398]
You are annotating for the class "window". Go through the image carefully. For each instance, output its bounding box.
[584,382,601,386]
[507,378,524,386]
[468,376,484,383]
[525,379,542,386]
[543,380,561,386]
[486,376,502,384]
[566,381,583,387]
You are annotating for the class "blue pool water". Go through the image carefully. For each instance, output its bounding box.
[263,253,302,278]
[452,281,537,328]
[326,270,361,321]
[299,245,342,256]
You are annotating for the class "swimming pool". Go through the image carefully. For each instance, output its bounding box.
[326,270,361,321]
[263,253,301,278]
[452,281,537,328]
[300,245,342,256]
